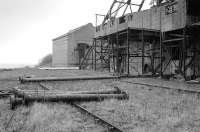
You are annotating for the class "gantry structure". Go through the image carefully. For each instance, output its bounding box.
[80,0,200,80]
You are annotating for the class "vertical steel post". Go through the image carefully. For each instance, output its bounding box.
[108,36,111,72]
[116,32,119,74]
[94,38,97,71]
[159,7,163,77]
[160,32,163,77]
[183,28,186,79]
[112,36,115,72]
[101,38,103,68]
[92,40,94,70]
[127,28,130,75]
[193,39,196,78]
[142,29,145,74]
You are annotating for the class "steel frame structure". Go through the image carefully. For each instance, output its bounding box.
[80,0,200,80]
[92,28,161,76]
[102,0,145,25]
[160,26,200,80]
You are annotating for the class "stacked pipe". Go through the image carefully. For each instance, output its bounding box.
[19,75,120,83]
[10,87,129,109]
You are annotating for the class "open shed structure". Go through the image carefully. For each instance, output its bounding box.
[81,0,200,80]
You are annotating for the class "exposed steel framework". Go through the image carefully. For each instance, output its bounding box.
[80,0,200,80]
[102,0,145,25]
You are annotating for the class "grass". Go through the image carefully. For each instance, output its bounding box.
[1,68,200,132]
[81,82,200,132]
[23,103,106,132]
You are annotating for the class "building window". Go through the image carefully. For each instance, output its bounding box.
[171,47,180,60]
[165,2,177,15]
[119,16,126,24]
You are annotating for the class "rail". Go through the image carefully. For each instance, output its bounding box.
[72,103,124,132]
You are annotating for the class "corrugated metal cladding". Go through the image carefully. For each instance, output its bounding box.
[52,23,94,67]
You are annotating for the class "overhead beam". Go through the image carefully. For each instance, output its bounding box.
[102,0,146,25]
[138,0,145,11]
[116,1,140,6]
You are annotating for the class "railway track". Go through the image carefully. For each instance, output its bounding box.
[38,82,125,132]
[38,82,50,90]
[6,76,200,132]
[5,105,30,131]
[5,111,16,130]
[120,80,200,94]
[72,103,124,132]
[10,83,126,131]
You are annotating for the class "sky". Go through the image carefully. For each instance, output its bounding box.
[0,0,151,68]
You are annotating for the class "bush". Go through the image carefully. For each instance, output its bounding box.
[38,54,52,67]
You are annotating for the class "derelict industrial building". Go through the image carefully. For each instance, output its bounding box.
[52,23,94,67]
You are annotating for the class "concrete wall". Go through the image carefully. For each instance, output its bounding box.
[52,23,94,67]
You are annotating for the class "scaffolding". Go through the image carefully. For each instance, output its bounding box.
[80,0,200,80]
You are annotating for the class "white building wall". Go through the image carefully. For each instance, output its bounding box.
[52,36,68,67]
[52,23,94,67]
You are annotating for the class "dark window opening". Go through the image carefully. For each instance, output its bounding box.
[76,43,89,62]
[157,0,175,6]
[171,47,180,60]
[119,16,126,24]
[187,0,200,16]
[144,64,151,73]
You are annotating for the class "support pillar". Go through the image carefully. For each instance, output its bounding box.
[127,28,130,75]
[142,30,145,74]
[160,32,163,77]
[94,38,97,71]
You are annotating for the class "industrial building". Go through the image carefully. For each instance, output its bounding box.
[79,0,200,80]
[52,23,94,67]
[52,0,200,80]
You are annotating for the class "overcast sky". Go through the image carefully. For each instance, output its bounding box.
[0,0,151,67]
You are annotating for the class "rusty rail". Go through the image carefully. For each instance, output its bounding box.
[120,80,200,94]
[72,103,124,132]
[38,83,50,90]
[5,111,16,130]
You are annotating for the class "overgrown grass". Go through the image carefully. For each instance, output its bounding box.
[81,83,200,132]
[1,68,200,132]
[23,103,106,132]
